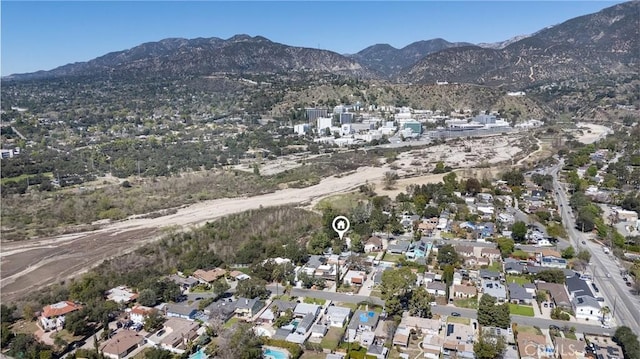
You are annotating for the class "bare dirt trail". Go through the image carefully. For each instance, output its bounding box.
[0,166,388,302]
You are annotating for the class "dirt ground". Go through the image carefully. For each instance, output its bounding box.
[574,122,613,144]
[0,166,388,302]
[0,134,531,303]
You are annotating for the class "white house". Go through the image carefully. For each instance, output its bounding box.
[572,296,602,322]
[426,282,447,297]
[294,303,321,318]
[129,305,153,324]
[325,306,351,328]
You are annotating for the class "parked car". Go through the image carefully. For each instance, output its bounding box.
[156,329,165,337]
[549,325,561,331]
[451,312,461,317]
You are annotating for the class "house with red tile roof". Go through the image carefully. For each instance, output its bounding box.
[40,301,82,331]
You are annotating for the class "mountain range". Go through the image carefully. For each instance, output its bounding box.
[4,1,639,89]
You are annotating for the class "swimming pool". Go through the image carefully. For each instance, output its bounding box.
[263,347,289,359]
[189,348,208,359]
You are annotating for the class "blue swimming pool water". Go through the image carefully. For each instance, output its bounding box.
[189,348,207,359]
[264,348,288,359]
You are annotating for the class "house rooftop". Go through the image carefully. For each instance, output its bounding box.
[348,310,379,329]
[106,286,138,304]
[566,276,595,298]
[42,301,81,318]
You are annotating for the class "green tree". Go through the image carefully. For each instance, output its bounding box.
[138,288,157,307]
[144,309,165,332]
[213,280,231,296]
[443,172,458,194]
[511,221,527,242]
[385,297,403,319]
[236,278,269,299]
[561,246,575,259]
[215,322,263,359]
[535,269,566,284]
[614,326,640,359]
[273,309,294,328]
[380,267,416,300]
[1,322,14,348]
[64,311,90,336]
[474,332,506,359]
[409,287,434,318]
[442,265,455,285]
[577,249,591,263]
[502,169,524,187]
[437,244,461,266]
[1,304,16,324]
[350,233,365,253]
[433,161,446,174]
[496,237,515,258]
[477,294,510,329]
[477,294,497,327]
[465,178,482,195]
[383,171,399,190]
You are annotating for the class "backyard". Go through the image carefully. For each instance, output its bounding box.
[506,275,532,285]
[509,304,534,317]
[516,325,543,335]
[320,327,346,351]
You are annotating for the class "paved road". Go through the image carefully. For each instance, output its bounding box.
[289,288,614,336]
[551,161,640,335]
[430,306,613,336]
[439,239,568,253]
[290,288,385,306]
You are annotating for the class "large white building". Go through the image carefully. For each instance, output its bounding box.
[294,123,309,135]
[316,117,333,132]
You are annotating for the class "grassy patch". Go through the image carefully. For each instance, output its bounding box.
[516,325,543,336]
[447,316,471,325]
[52,329,82,344]
[320,326,345,350]
[336,302,358,311]
[441,232,455,239]
[506,275,532,285]
[369,290,383,298]
[315,192,367,212]
[382,252,404,262]
[10,320,39,335]
[509,304,534,317]
[512,249,531,260]
[132,348,153,359]
[488,261,502,272]
[453,297,478,309]
[0,172,53,185]
[304,297,326,305]
[565,331,577,340]
[300,352,327,359]
[223,317,239,329]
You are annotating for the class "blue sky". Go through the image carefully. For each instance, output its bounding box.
[1,1,624,76]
